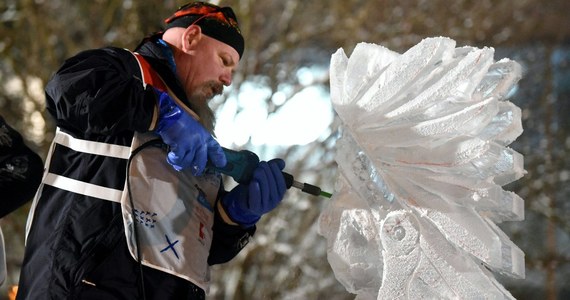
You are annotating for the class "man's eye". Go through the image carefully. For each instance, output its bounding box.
[221,56,233,66]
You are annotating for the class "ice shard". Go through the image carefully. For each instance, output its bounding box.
[318,37,525,299]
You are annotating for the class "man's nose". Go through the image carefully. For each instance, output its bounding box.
[220,71,232,86]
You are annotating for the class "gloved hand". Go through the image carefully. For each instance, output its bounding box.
[221,159,287,227]
[154,88,226,175]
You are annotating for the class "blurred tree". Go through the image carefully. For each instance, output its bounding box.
[1,0,569,299]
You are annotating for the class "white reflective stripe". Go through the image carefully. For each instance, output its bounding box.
[54,128,131,159]
[0,227,6,286]
[44,172,122,203]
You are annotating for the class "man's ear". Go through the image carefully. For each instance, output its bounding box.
[181,25,202,53]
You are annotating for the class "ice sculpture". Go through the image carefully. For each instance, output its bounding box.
[318,37,525,299]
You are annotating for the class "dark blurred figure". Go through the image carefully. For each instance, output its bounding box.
[0,116,43,217]
[0,115,43,290]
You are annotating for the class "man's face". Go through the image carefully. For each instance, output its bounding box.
[175,34,239,132]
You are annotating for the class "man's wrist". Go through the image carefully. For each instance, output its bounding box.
[217,201,239,226]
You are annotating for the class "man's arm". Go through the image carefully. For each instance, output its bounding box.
[208,190,256,265]
[45,47,156,136]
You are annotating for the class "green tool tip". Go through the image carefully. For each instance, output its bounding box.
[320,190,333,198]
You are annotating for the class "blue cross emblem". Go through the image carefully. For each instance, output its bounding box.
[160,234,180,259]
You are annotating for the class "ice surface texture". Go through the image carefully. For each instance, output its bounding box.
[318,37,525,299]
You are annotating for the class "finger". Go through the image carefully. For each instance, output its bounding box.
[262,162,279,207]
[207,138,227,168]
[261,161,280,211]
[192,143,207,176]
[167,151,183,171]
[253,161,271,209]
[248,180,261,211]
[268,160,286,198]
[269,158,286,170]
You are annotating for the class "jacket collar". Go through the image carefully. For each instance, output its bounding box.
[135,34,191,109]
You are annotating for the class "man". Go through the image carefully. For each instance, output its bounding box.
[17,2,287,299]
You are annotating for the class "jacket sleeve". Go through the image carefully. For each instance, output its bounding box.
[45,47,157,137]
[0,116,44,218]
[207,189,256,265]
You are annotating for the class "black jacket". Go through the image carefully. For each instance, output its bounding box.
[0,116,43,217]
[17,37,254,300]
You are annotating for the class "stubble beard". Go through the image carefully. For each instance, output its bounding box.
[187,81,223,135]
[193,102,216,135]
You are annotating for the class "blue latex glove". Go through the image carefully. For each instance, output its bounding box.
[221,159,287,227]
[154,88,226,175]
